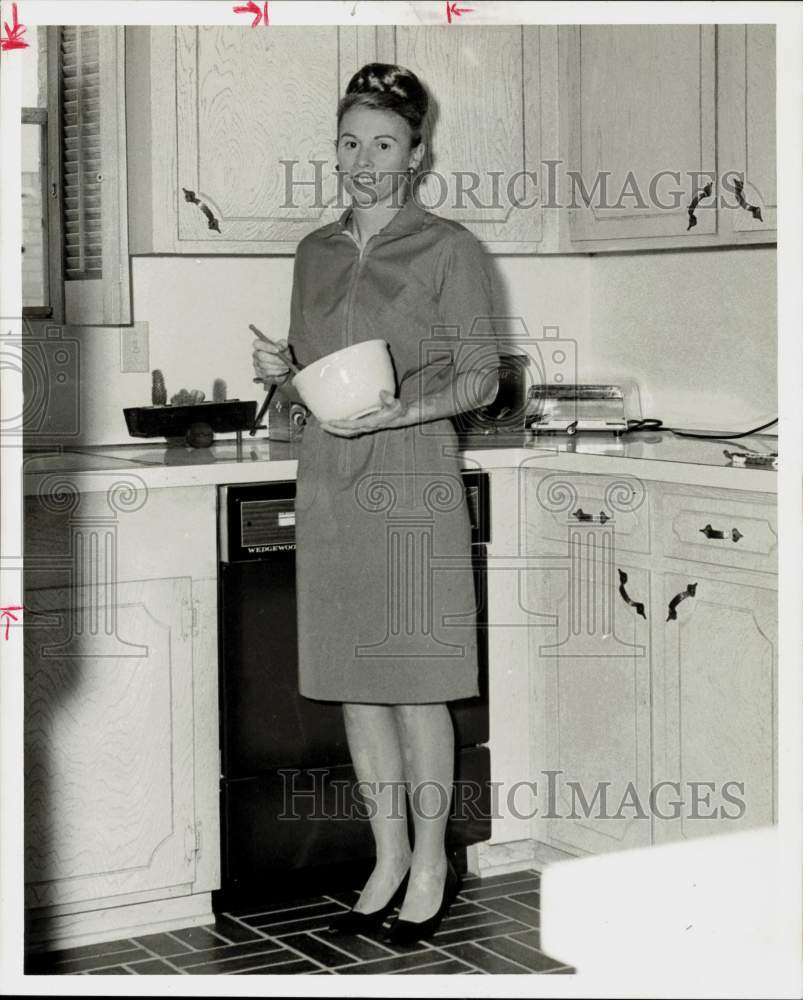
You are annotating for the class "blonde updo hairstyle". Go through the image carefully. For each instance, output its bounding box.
[337,63,431,172]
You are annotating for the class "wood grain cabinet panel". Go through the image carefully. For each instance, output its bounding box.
[525,468,777,860]
[560,25,718,248]
[718,24,777,242]
[558,24,777,250]
[127,25,551,253]
[656,487,777,575]
[175,25,343,245]
[127,25,380,253]
[534,551,653,857]
[652,569,776,843]
[126,24,773,255]
[24,578,196,909]
[379,26,546,250]
[22,481,220,940]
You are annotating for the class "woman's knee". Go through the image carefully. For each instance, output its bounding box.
[394,701,449,729]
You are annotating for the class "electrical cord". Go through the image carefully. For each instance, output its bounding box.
[624,417,778,441]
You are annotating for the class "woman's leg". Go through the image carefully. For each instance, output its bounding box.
[393,702,455,922]
[342,702,412,913]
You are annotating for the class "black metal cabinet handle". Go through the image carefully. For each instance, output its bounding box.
[182,187,221,233]
[699,523,743,543]
[687,181,713,230]
[572,508,610,524]
[618,569,646,619]
[733,177,764,222]
[667,582,697,622]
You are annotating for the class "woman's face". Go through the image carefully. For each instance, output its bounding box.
[336,105,425,208]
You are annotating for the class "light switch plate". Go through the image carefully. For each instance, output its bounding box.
[121,322,149,373]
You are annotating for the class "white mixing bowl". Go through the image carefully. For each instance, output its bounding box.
[291,339,396,422]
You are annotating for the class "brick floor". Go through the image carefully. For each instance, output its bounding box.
[25,869,574,976]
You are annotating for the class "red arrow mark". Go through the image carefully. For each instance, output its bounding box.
[445,0,473,23]
[0,606,24,640]
[1,3,29,50]
[233,0,269,26]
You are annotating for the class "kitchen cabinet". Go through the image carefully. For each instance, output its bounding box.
[23,480,220,948]
[653,568,776,843]
[24,577,196,910]
[559,24,777,250]
[126,24,551,254]
[535,554,653,857]
[717,25,777,242]
[123,24,773,256]
[525,469,777,859]
[375,26,551,251]
[126,25,382,254]
[650,482,777,844]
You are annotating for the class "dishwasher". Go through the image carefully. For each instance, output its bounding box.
[215,472,491,906]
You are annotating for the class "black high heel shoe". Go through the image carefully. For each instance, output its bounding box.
[383,860,461,945]
[327,870,410,935]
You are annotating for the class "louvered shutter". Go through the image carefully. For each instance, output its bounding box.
[62,26,102,280]
[60,26,131,324]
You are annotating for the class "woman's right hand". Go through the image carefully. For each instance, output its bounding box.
[252,337,291,383]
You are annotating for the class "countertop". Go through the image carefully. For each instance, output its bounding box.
[22,429,778,495]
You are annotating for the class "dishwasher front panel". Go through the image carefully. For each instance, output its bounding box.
[219,553,350,777]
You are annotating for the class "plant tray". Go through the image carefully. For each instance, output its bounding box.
[123,400,258,438]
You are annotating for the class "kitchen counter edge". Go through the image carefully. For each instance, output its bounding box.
[22,447,777,496]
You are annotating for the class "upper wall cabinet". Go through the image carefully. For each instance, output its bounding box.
[126,25,551,254]
[375,26,551,252]
[717,25,777,242]
[126,26,381,253]
[559,25,776,251]
[125,25,775,256]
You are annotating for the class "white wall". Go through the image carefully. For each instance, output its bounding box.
[587,247,777,431]
[47,245,775,448]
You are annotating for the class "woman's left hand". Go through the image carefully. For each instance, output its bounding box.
[320,390,407,437]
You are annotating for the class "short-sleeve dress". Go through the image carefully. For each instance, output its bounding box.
[287,195,500,704]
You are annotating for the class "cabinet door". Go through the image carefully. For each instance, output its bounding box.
[378,26,546,251]
[718,25,777,242]
[176,26,356,247]
[536,544,653,857]
[128,26,379,253]
[561,25,718,249]
[653,569,777,845]
[24,578,196,908]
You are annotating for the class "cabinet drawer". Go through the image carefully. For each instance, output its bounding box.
[527,471,650,554]
[656,490,777,574]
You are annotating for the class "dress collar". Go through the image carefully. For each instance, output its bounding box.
[321,194,429,240]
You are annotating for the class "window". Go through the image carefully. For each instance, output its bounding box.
[21,25,131,326]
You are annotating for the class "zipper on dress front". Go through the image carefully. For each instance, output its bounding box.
[342,228,374,344]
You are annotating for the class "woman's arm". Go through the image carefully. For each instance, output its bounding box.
[319,371,497,436]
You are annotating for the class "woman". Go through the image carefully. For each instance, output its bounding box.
[252,63,500,944]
